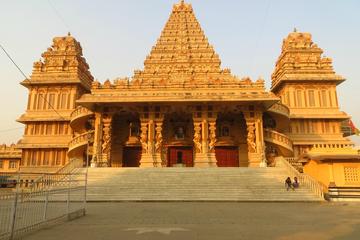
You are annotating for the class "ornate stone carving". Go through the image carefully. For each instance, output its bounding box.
[155,122,163,154]
[102,116,112,156]
[208,121,217,151]
[271,31,344,89]
[140,123,148,153]
[28,33,94,89]
[246,122,257,153]
[193,122,202,153]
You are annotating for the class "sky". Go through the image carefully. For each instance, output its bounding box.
[0,0,359,145]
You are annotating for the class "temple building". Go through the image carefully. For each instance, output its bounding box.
[7,1,359,189]
[0,144,21,173]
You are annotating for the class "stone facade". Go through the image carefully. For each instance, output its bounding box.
[0,144,21,173]
[13,1,360,187]
[17,33,93,172]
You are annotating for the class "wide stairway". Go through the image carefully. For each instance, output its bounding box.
[81,166,323,202]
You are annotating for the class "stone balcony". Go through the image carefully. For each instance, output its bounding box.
[264,128,293,156]
[68,131,94,157]
[267,102,290,118]
[70,106,94,132]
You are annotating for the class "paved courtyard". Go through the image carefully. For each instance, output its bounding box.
[23,202,360,240]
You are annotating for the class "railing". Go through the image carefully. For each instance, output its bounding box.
[68,131,94,154]
[311,143,356,152]
[264,129,293,152]
[70,106,93,121]
[69,106,93,131]
[276,156,326,199]
[0,171,87,240]
[27,158,84,192]
[285,157,304,173]
[268,102,290,117]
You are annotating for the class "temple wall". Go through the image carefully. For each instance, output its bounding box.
[304,160,360,188]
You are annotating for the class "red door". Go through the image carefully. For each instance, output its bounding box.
[168,147,193,167]
[123,147,142,167]
[215,147,239,167]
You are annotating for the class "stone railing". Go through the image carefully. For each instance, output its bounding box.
[68,131,94,155]
[285,157,303,173]
[70,106,93,127]
[310,143,356,153]
[268,102,290,118]
[276,156,326,199]
[264,129,293,153]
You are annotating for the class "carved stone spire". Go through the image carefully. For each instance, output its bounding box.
[271,31,345,91]
[24,34,94,90]
[131,1,227,87]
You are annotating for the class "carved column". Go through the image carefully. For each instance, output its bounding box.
[139,120,151,167]
[154,120,164,167]
[193,122,202,154]
[139,108,162,168]
[193,107,217,167]
[101,114,113,167]
[91,112,103,167]
[207,117,218,167]
[244,109,265,167]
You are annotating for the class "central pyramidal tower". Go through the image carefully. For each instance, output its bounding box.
[131,0,236,87]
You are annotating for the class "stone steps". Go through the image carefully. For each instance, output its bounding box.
[79,167,323,202]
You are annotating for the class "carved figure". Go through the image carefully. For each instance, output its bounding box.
[155,123,163,153]
[102,119,112,155]
[175,126,185,140]
[140,124,148,153]
[102,132,111,154]
[193,123,202,153]
[208,122,217,151]
[247,123,257,153]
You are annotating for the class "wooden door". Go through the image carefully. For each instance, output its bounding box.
[215,147,239,167]
[123,147,142,167]
[168,147,193,167]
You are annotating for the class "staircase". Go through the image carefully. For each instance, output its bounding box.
[81,166,324,202]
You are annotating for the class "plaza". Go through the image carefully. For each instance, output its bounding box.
[22,202,360,240]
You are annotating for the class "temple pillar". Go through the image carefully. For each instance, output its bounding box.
[154,119,164,167]
[139,119,153,167]
[244,110,266,167]
[193,107,217,167]
[139,108,164,168]
[91,112,102,167]
[100,113,113,167]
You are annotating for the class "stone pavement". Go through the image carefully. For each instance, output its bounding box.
[23,202,360,240]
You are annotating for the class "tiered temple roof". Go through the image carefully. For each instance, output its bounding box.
[82,1,278,106]
[271,30,345,91]
[134,0,223,86]
[22,33,94,90]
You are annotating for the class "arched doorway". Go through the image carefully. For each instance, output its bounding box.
[123,147,142,167]
[163,111,194,167]
[167,146,193,167]
[111,112,142,167]
[216,112,247,167]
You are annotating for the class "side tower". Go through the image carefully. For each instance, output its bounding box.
[17,34,94,172]
[271,31,352,158]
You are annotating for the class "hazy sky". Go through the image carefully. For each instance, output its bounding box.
[1,0,359,145]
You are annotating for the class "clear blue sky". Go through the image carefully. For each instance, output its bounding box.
[1,0,359,145]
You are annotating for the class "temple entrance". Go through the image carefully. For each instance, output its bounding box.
[215,147,239,167]
[168,147,193,167]
[122,147,142,167]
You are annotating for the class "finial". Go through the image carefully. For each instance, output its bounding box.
[180,0,185,4]
[67,32,71,36]
[293,27,297,33]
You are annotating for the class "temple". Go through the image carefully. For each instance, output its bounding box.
[1,1,359,191]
